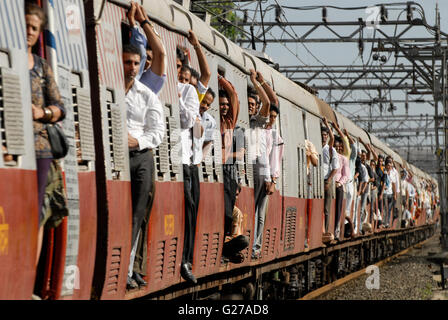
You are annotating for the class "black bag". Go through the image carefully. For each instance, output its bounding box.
[46,123,69,159]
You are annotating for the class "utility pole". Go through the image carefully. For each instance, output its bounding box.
[441,48,448,249]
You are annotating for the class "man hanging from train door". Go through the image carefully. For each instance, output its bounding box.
[123,44,165,290]
[126,3,168,289]
[178,65,203,285]
[321,118,339,241]
[218,73,240,248]
[128,2,166,95]
[246,69,273,259]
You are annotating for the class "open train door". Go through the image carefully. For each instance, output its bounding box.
[85,0,133,299]
[0,0,40,300]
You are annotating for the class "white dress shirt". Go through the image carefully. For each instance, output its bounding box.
[178,82,202,165]
[390,167,400,193]
[126,79,165,151]
[266,128,284,179]
[322,143,340,180]
[201,111,217,143]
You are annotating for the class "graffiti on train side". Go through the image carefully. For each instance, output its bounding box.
[165,214,175,236]
[0,206,9,255]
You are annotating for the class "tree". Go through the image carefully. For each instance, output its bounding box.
[190,1,246,42]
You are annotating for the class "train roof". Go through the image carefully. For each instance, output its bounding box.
[143,0,432,181]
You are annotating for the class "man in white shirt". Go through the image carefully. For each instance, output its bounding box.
[400,169,409,228]
[199,88,217,160]
[387,157,400,225]
[178,77,203,284]
[344,132,358,220]
[358,150,371,226]
[246,70,274,259]
[379,160,396,228]
[123,45,165,290]
[321,118,339,235]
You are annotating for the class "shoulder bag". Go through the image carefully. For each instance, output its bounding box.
[46,123,69,159]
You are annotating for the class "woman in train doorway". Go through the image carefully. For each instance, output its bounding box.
[25,3,66,266]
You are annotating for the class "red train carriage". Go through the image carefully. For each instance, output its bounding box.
[43,0,97,300]
[0,0,441,301]
[0,0,40,300]
[84,1,133,300]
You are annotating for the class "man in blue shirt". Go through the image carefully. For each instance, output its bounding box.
[128,2,166,95]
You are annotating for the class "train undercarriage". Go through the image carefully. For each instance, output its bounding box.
[143,224,436,300]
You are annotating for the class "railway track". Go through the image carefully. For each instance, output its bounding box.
[301,229,438,300]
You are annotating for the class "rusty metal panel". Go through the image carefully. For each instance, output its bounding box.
[75,88,96,161]
[110,103,126,173]
[168,116,182,176]
[157,120,170,175]
[315,98,337,125]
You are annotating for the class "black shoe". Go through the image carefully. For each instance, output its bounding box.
[180,263,197,284]
[228,252,245,264]
[133,273,147,287]
[127,276,138,290]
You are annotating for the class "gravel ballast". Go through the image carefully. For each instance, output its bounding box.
[317,235,443,300]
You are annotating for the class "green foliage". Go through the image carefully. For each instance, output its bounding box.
[191,1,246,42]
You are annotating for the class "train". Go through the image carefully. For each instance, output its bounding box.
[0,0,440,300]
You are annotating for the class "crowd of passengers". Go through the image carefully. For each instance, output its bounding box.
[320,118,439,245]
[13,2,439,296]
[115,2,288,289]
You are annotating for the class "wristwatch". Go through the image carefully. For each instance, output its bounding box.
[141,19,153,29]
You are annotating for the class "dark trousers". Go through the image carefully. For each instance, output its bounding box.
[132,151,155,276]
[253,161,269,252]
[223,235,249,257]
[37,158,53,225]
[223,164,238,236]
[130,149,154,249]
[334,185,344,236]
[182,164,200,265]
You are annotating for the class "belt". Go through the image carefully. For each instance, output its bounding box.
[129,148,149,157]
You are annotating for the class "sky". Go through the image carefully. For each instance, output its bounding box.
[242,0,447,67]
[229,0,447,159]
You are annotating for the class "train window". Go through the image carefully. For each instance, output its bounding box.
[0,51,10,68]
[72,83,95,171]
[154,103,171,181]
[0,67,24,166]
[168,115,182,181]
[71,72,82,88]
[105,88,126,180]
[121,22,131,46]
